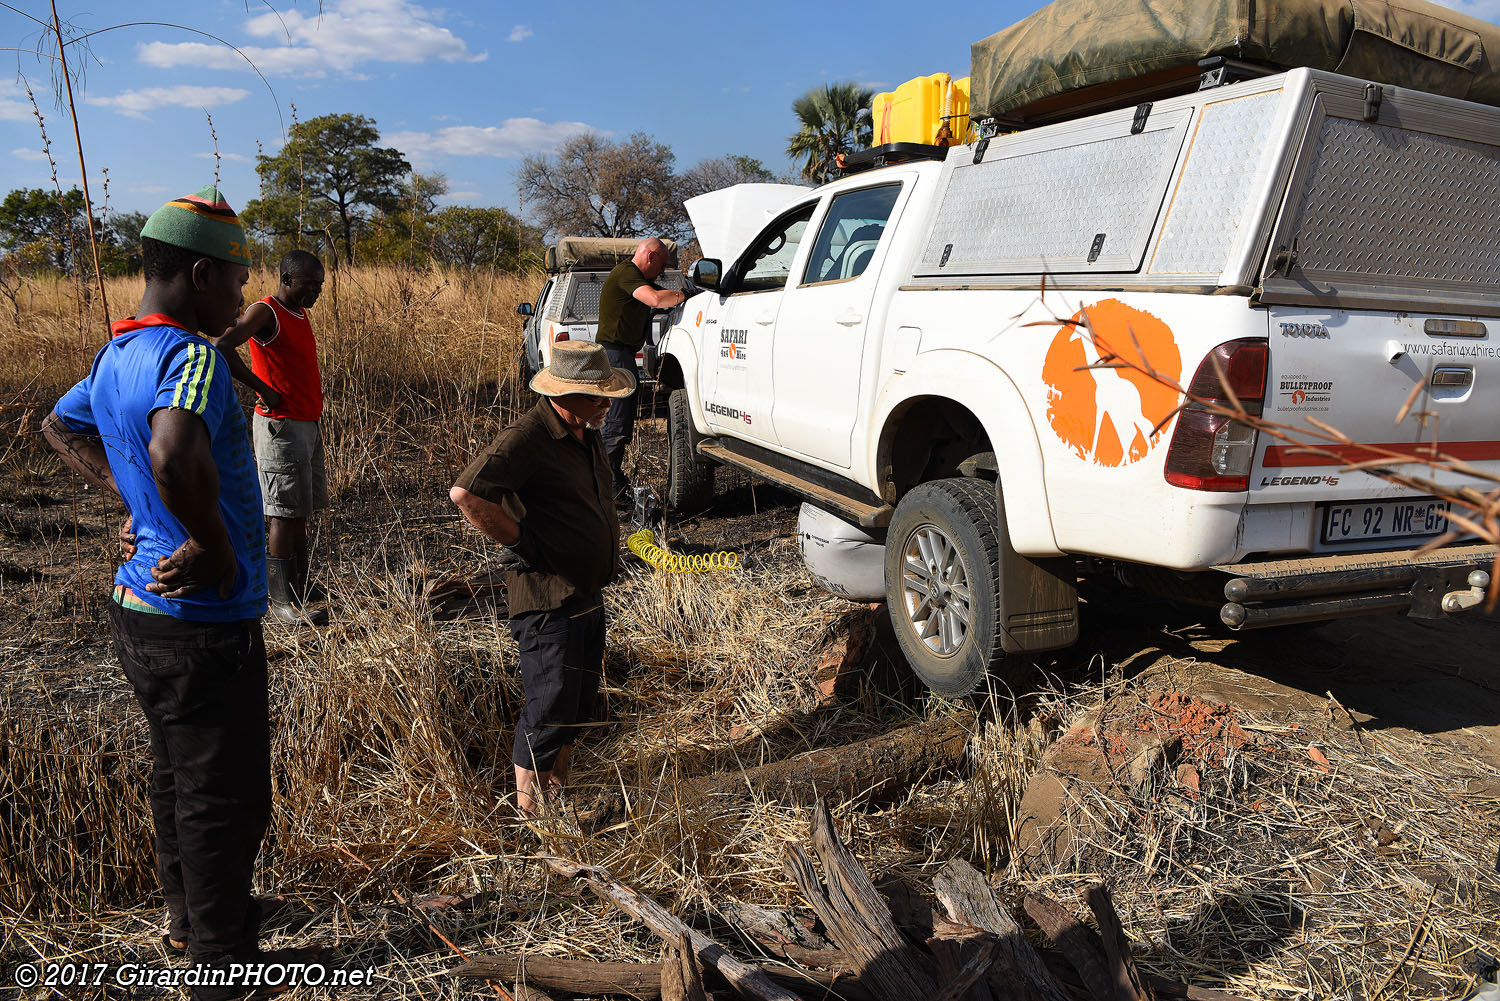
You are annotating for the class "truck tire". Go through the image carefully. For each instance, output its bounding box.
[884,477,1013,697]
[666,388,714,513]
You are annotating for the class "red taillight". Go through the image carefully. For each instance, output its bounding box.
[1185,339,1269,414]
[1164,338,1268,492]
[553,330,570,342]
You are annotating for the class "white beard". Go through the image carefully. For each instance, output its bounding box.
[585,418,605,430]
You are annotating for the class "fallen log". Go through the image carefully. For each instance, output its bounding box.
[783,801,937,1000]
[512,986,556,1001]
[450,954,661,997]
[582,713,974,827]
[450,952,880,1001]
[932,861,1072,1001]
[540,854,802,1001]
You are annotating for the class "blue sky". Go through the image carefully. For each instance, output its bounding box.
[5,0,1500,225]
[1,0,1014,220]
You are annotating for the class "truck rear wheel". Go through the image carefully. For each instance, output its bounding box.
[666,388,714,513]
[884,477,1013,697]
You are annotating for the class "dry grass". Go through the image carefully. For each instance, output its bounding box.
[1,265,1497,1000]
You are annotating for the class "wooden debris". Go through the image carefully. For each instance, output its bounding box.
[782,801,937,999]
[583,713,974,827]
[663,931,710,1001]
[539,854,802,1001]
[510,985,556,1001]
[713,900,832,952]
[1083,884,1154,1001]
[926,926,1000,1001]
[450,952,878,1001]
[932,860,1072,1001]
[450,954,662,996]
[1023,892,1119,1001]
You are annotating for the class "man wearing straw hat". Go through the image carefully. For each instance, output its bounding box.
[41,187,324,998]
[449,340,633,814]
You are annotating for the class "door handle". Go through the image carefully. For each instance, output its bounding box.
[835,309,863,326]
[755,311,776,325]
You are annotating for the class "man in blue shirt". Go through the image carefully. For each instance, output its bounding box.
[42,187,322,999]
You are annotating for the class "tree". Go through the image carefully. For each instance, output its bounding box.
[786,83,874,185]
[677,154,779,200]
[428,205,541,271]
[360,172,449,266]
[245,113,411,266]
[518,132,684,240]
[0,187,90,271]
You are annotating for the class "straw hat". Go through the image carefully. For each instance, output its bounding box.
[530,341,636,398]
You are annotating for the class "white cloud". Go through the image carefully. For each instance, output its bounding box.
[386,118,595,163]
[131,184,170,194]
[1,80,40,121]
[84,85,251,119]
[440,190,482,202]
[1446,0,1500,23]
[507,25,532,42]
[10,147,49,161]
[138,0,485,77]
[192,151,252,162]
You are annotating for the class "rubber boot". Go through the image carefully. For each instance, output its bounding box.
[293,549,327,603]
[291,551,330,625]
[267,557,326,626]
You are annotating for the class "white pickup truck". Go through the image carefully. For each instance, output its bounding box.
[517,237,684,385]
[660,67,1500,695]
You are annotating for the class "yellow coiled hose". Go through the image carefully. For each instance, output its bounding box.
[626,529,739,573]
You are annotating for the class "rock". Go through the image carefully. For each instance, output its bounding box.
[1013,690,1260,869]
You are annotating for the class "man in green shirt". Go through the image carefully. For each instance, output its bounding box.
[594,237,689,503]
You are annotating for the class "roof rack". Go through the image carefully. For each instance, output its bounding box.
[838,142,949,175]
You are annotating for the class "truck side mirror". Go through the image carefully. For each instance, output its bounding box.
[516,302,533,317]
[691,258,722,291]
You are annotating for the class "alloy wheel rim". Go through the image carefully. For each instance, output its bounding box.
[899,523,972,656]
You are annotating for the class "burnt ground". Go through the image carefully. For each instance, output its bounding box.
[6,407,1500,769]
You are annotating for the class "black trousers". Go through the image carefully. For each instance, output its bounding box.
[107,602,271,963]
[599,341,640,498]
[509,598,606,771]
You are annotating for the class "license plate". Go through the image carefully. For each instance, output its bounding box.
[1319,498,1452,545]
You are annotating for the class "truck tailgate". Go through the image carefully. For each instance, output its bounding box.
[1252,307,1500,551]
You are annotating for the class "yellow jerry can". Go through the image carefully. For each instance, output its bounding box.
[871,73,973,146]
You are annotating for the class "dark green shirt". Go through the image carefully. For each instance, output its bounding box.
[595,261,657,351]
[453,397,620,615]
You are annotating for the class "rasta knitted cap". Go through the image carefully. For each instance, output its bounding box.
[140,186,252,266]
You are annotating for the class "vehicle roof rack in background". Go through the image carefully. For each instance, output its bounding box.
[839,143,949,174]
[1198,56,1277,90]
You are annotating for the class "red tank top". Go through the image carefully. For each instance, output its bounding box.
[247,296,324,421]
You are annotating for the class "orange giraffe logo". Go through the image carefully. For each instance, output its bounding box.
[1041,299,1182,467]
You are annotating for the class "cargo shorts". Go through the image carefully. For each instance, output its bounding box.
[252,414,329,519]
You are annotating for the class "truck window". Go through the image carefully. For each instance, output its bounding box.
[738,204,816,293]
[802,184,901,285]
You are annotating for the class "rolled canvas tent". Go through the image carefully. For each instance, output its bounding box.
[971,0,1500,124]
[545,237,678,272]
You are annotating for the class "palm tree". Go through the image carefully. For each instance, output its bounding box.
[786,82,874,185]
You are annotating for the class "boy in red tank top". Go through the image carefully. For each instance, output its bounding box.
[216,250,329,625]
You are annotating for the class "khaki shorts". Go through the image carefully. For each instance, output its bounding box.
[252,414,329,519]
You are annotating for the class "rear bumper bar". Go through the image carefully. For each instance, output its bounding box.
[1216,543,1496,629]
